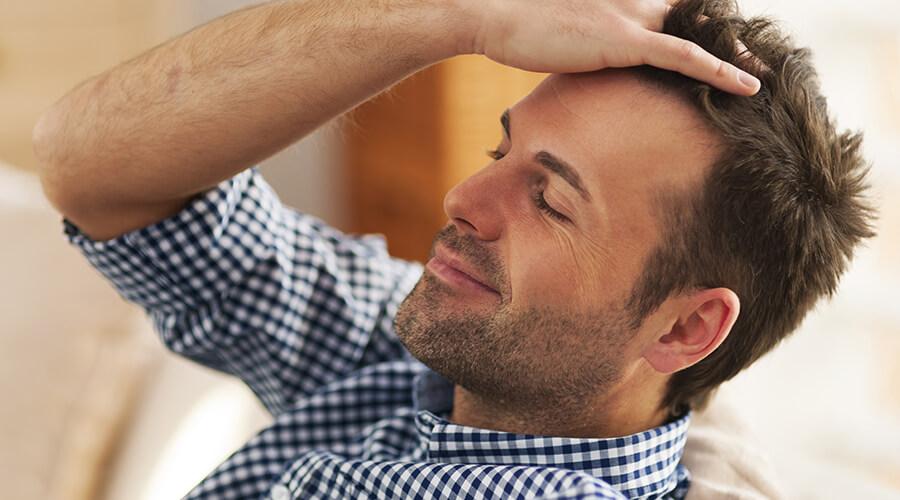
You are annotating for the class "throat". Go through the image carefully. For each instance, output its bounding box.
[448,383,670,439]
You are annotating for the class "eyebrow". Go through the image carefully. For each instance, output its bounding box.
[500,109,591,202]
[535,151,592,201]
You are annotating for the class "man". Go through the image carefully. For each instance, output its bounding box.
[34,0,872,498]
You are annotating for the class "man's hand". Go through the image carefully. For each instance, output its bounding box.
[461,0,759,95]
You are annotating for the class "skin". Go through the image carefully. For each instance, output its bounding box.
[33,0,758,243]
[396,70,732,438]
[34,0,744,438]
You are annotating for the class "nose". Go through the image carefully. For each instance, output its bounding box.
[443,165,508,241]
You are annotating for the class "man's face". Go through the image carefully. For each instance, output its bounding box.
[395,70,719,414]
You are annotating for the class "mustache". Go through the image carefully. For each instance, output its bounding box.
[430,225,507,293]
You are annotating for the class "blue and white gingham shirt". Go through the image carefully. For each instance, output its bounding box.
[67,169,691,499]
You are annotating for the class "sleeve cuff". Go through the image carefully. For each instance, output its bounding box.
[65,169,280,313]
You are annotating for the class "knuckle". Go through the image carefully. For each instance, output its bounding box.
[715,61,730,79]
[674,40,702,64]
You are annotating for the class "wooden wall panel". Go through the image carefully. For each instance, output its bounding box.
[344,67,448,263]
[345,58,545,263]
[439,56,546,189]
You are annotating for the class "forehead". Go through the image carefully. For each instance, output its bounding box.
[509,70,720,212]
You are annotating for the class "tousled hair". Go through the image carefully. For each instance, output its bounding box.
[628,0,876,414]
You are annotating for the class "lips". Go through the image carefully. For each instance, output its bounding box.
[426,245,500,296]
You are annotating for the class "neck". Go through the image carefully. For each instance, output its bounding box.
[448,365,671,438]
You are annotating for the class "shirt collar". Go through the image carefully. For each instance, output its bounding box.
[412,370,690,499]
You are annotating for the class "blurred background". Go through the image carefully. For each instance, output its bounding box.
[0,0,898,499]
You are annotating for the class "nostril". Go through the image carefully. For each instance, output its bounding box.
[453,217,478,235]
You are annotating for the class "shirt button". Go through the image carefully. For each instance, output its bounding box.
[271,484,291,500]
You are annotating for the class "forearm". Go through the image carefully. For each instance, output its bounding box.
[35,0,760,240]
[34,0,468,239]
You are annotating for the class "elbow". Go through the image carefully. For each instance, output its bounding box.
[32,109,183,241]
[32,106,87,217]
[33,107,67,210]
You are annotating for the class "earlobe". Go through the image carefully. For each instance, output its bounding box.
[643,288,740,374]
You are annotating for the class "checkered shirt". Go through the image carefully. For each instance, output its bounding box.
[66,169,691,499]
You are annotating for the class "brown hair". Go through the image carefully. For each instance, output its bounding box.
[629,0,876,414]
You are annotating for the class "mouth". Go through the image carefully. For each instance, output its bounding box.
[425,245,501,297]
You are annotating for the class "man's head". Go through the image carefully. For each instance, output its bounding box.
[395,0,874,429]
[396,68,736,435]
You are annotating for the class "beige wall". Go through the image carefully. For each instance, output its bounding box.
[0,0,181,170]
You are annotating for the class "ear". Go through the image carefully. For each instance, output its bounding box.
[642,288,740,374]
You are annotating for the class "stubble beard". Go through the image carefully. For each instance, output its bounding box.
[394,231,632,417]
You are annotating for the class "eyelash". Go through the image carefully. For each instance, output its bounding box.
[485,149,570,223]
[486,149,505,161]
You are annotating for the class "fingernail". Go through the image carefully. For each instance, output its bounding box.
[738,70,760,90]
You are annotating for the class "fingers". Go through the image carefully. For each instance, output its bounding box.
[641,32,761,96]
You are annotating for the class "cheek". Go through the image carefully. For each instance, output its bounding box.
[564,232,637,308]
[507,229,617,310]
[516,215,662,319]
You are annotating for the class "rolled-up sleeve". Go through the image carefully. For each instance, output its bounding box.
[66,169,423,415]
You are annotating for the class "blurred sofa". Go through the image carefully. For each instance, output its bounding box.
[0,161,155,500]
[0,161,271,500]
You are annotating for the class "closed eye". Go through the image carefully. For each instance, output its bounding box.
[486,149,570,223]
[531,190,570,223]
[486,149,505,161]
